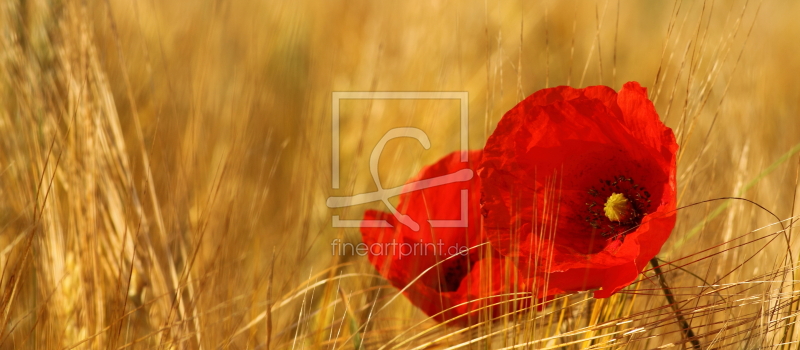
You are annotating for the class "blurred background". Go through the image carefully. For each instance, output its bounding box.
[1,0,799,348]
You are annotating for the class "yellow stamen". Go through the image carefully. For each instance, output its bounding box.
[604,193,631,222]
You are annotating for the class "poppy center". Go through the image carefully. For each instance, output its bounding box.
[604,193,632,222]
[584,175,652,241]
[436,255,474,292]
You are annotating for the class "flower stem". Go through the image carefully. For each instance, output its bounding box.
[649,258,701,349]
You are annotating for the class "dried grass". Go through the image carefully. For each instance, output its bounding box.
[1,0,799,348]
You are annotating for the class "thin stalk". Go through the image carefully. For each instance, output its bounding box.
[650,258,701,349]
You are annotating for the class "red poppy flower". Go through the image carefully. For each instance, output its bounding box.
[361,150,528,323]
[479,81,678,298]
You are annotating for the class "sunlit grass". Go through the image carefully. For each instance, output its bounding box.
[1,0,799,348]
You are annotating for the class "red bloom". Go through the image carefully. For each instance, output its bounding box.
[361,150,527,323]
[479,82,678,298]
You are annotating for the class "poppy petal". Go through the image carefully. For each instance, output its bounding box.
[361,150,493,322]
[480,82,678,298]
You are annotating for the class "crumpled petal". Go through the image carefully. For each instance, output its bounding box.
[362,150,499,323]
[480,81,678,298]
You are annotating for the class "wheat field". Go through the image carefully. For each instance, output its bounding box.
[1,0,800,348]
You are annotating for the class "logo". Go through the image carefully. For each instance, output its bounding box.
[326,92,470,231]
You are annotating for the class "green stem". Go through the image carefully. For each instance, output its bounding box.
[650,258,701,349]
